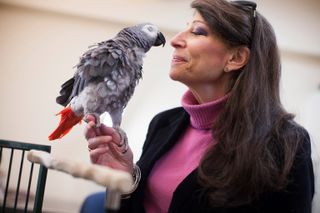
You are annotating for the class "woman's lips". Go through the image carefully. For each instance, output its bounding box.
[171,55,187,64]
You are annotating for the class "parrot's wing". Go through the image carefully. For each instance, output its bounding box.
[56,40,128,107]
[56,77,75,107]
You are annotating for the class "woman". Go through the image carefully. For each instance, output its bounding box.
[83,0,314,212]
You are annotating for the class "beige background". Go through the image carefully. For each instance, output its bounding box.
[0,0,319,212]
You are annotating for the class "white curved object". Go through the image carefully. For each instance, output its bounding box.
[27,150,133,193]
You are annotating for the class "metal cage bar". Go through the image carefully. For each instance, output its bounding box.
[24,163,34,212]
[13,150,25,211]
[0,139,51,213]
[2,148,14,212]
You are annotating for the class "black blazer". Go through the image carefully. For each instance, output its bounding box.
[119,107,314,213]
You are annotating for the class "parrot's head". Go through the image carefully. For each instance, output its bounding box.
[121,23,166,52]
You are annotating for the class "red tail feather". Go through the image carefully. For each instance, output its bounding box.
[48,106,83,141]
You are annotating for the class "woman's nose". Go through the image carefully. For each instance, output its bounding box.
[170,31,186,48]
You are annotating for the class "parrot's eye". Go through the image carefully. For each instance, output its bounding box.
[147,26,154,32]
[142,25,158,38]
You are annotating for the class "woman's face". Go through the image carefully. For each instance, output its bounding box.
[170,11,232,102]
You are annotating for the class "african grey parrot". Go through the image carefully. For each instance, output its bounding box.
[48,23,166,140]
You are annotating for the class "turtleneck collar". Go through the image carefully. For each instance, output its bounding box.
[181,90,228,130]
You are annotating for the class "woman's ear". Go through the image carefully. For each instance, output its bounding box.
[224,46,250,72]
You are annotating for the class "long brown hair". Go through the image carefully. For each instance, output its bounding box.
[192,0,306,207]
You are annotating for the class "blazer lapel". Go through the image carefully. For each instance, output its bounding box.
[139,108,189,174]
[126,108,189,212]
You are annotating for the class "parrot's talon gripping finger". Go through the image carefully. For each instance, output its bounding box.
[84,113,101,127]
[114,127,129,154]
[93,113,101,127]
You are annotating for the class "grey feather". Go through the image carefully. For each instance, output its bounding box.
[56,23,166,127]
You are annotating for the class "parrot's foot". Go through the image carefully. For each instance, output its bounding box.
[113,126,128,154]
[84,113,101,127]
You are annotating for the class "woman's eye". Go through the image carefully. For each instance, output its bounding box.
[191,27,208,36]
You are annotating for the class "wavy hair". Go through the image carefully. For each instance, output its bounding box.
[192,0,306,207]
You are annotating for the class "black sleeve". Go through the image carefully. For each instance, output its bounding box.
[285,132,314,212]
[266,131,314,213]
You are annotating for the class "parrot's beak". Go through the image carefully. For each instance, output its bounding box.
[154,32,166,47]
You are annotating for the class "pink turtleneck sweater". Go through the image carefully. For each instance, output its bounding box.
[144,90,227,213]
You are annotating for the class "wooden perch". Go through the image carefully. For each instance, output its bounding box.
[27,150,133,193]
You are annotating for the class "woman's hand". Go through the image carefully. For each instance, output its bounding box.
[84,115,134,174]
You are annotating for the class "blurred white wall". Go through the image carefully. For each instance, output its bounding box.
[0,0,319,212]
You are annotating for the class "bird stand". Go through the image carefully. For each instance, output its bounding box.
[27,150,133,212]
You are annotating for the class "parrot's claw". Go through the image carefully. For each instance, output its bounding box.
[84,113,101,127]
[95,121,101,128]
[113,126,129,154]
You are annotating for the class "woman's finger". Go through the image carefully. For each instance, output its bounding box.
[84,114,96,123]
[88,135,113,150]
[99,125,119,138]
[88,135,128,157]
[90,146,109,156]
[99,126,124,148]
[107,142,127,159]
[89,146,108,163]
[84,121,98,139]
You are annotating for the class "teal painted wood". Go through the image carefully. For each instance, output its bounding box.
[0,140,50,152]
[0,139,51,213]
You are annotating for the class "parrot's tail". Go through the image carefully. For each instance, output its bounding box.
[48,106,83,141]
